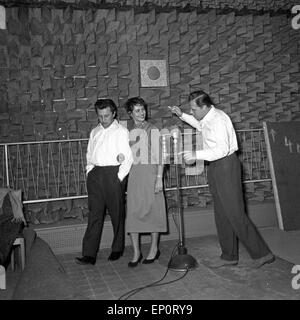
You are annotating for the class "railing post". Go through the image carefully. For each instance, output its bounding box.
[4,144,9,188]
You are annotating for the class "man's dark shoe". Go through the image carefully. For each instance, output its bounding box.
[108,251,123,261]
[75,256,96,265]
[251,253,275,269]
[207,257,238,268]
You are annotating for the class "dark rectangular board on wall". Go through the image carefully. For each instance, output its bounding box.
[263,121,300,231]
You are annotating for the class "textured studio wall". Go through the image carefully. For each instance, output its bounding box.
[0,0,299,224]
[0,1,299,142]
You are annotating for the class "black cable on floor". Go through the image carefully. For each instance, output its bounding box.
[117,243,178,300]
[118,267,170,300]
[122,268,189,300]
[118,206,189,300]
[118,242,189,300]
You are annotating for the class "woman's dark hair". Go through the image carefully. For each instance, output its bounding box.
[94,99,117,118]
[188,90,214,108]
[123,97,148,120]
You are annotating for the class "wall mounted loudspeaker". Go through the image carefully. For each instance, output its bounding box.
[140,60,168,87]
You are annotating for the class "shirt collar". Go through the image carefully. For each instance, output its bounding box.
[99,119,118,130]
[200,106,216,124]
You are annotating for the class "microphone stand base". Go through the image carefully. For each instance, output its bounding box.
[168,251,198,272]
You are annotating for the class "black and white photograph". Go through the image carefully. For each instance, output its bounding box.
[0,0,299,306]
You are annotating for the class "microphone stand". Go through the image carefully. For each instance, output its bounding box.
[165,131,198,272]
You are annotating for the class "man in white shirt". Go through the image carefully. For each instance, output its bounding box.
[169,90,275,269]
[76,99,133,265]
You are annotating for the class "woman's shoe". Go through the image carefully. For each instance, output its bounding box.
[128,254,143,267]
[142,250,160,264]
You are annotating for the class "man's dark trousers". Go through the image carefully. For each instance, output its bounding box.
[207,152,271,261]
[82,166,125,258]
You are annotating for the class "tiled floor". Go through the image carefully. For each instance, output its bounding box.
[59,235,299,300]
[1,234,300,300]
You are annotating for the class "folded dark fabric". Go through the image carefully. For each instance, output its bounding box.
[0,188,26,225]
[0,194,23,267]
[0,193,13,224]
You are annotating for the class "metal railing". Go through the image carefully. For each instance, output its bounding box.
[0,129,271,204]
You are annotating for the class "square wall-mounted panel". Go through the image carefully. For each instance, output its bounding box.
[140,59,168,87]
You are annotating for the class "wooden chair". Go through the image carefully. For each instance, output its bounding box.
[11,237,26,271]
